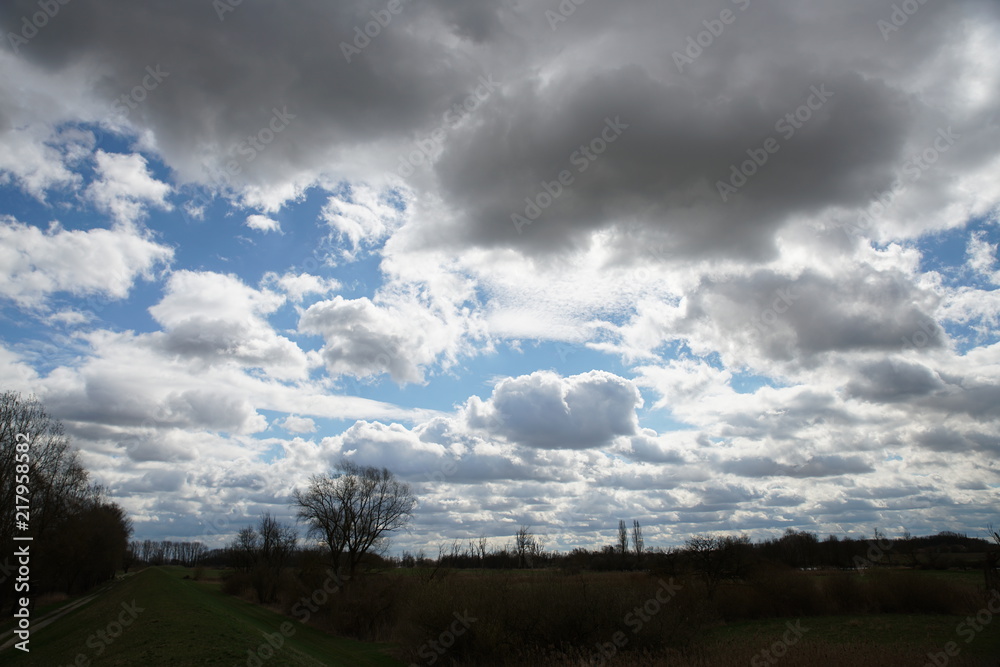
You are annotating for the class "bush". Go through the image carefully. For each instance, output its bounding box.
[391,571,710,665]
[326,574,408,641]
[220,571,252,599]
[864,570,975,614]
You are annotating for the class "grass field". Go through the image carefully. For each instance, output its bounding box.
[699,614,1000,666]
[2,567,403,667]
[2,566,998,666]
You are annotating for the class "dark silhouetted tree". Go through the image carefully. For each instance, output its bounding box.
[227,513,297,603]
[293,460,414,577]
[1,391,132,609]
[617,519,629,556]
[632,519,644,564]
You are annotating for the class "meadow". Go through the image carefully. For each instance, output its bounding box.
[3,546,998,665]
[226,560,1000,666]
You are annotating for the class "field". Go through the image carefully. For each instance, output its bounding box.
[1,565,998,666]
[1,566,401,666]
[375,567,1000,666]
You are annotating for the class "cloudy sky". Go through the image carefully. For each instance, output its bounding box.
[1,0,998,553]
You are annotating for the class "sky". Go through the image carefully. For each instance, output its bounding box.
[1,0,999,554]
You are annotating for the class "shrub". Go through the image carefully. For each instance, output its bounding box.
[220,570,252,599]
[391,571,710,665]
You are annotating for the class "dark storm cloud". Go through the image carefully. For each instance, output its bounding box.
[417,0,994,258]
[433,67,907,258]
[3,0,994,258]
[0,0,489,184]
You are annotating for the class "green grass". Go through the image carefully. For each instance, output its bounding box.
[3,567,404,666]
[703,613,1000,663]
[915,568,988,584]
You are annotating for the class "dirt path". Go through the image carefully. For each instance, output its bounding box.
[0,573,134,652]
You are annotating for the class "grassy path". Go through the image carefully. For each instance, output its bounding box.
[3,567,404,666]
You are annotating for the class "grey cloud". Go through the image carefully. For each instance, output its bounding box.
[846,359,944,403]
[0,0,489,185]
[914,427,1000,454]
[847,364,1000,421]
[117,434,197,463]
[299,296,432,384]
[721,455,874,479]
[762,493,806,507]
[622,433,687,464]
[430,68,908,259]
[922,382,1000,422]
[681,484,762,513]
[117,468,186,493]
[154,319,306,377]
[50,376,264,434]
[2,0,994,260]
[679,268,944,365]
[321,419,549,485]
[467,370,642,449]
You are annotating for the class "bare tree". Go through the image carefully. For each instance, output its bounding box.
[685,534,753,599]
[632,519,644,561]
[515,525,542,568]
[617,519,629,555]
[228,527,260,573]
[293,460,415,577]
[255,513,297,602]
[1,392,131,607]
[227,514,297,603]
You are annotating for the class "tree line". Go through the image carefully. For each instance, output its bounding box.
[398,524,998,580]
[0,391,133,612]
[126,539,208,568]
